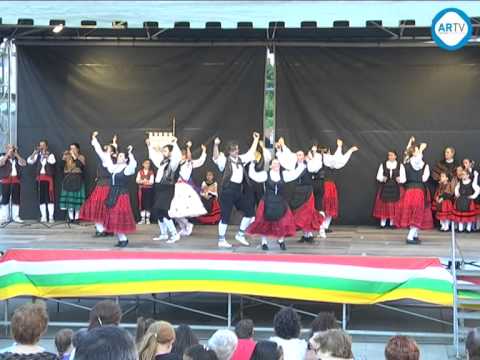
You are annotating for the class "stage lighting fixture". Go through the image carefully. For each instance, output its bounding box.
[81,20,97,28]
[112,20,128,29]
[174,21,190,28]
[17,18,34,26]
[237,22,253,29]
[143,21,159,28]
[333,20,350,27]
[301,21,317,28]
[206,21,221,29]
[269,21,285,28]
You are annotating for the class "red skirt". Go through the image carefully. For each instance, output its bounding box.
[452,200,477,223]
[396,188,433,230]
[196,199,221,225]
[80,184,109,223]
[372,188,403,220]
[103,194,136,234]
[247,200,296,238]
[323,180,339,218]
[434,199,454,221]
[293,194,324,232]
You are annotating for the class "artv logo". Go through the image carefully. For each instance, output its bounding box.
[432,8,472,51]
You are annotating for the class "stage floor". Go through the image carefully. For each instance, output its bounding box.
[1,222,478,258]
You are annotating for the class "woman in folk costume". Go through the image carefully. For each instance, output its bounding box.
[103,145,137,247]
[197,170,221,224]
[372,150,406,228]
[275,137,323,243]
[247,158,306,251]
[249,141,272,208]
[147,135,182,244]
[136,159,155,224]
[451,168,480,233]
[59,143,86,223]
[169,141,207,237]
[396,136,433,244]
[432,171,454,232]
[80,132,117,237]
[307,139,358,237]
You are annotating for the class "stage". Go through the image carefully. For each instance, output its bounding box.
[0,222,478,258]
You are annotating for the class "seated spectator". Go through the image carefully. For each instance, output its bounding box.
[0,301,58,360]
[68,329,88,360]
[467,328,480,360]
[308,329,353,360]
[384,335,419,360]
[309,312,339,338]
[172,324,199,358]
[138,321,178,360]
[250,341,283,360]
[54,329,73,360]
[136,317,156,346]
[231,319,256,360]
[88,300,122,330]
[184,345,218,360]
[207,330,238,360]
[269,307,307,360]
[74,325,137,360]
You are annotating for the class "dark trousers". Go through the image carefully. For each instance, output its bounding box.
[220,183,255,224]
[1,183,20,205]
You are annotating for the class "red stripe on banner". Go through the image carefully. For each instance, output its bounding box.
[0,249,442,270]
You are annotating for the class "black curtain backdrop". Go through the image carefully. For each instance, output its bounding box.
[17,45,265,220]
[276,46,480,225]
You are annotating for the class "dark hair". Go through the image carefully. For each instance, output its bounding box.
[235,319,254,339]
[251,341,282,360]
[385,335,420,360]
[467,328,480,360]
[88,300,122,330]
[39,139,49,147]
[387,150,398,158]
[227,141,239,153]
[55,328,74,357]
[163,144,174,152]
[72,328,88,348]
[135,316,155,345]
[310,312,339,337]
[172,324,199,356]
[70,143,80,150]
[184,344,219,360]
[75,325,137,360]
[11,301,49,345]
[273,307,301,340]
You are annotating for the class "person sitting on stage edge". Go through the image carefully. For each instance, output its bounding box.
[0,144,26,224]
[75,326,137,360]
[196,170,221,225]
[27,140,56,223]
[59,143,86,223]
[212,132,260,248]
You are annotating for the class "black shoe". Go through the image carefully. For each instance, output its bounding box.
[326,228,333,233]
[297,236,306,243]
[304,236,314,244]
[106,232,115,236]
[278,241,287,251]
[115,240,128,248]
[262,244,269,251]
[406,238,421,245]
[93,231,107,238]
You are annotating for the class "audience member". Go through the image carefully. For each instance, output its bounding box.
[0,301,58,360]
[172,324,199,358]
[54,329,73,360]
[183,345,218,360]
[308,329,353,360]
[269,308,307,360]
[250,341,283,360]
[136,317,156,346]
[68,329,88,360]
[384,335,419,360]
[138,321,178,360]
[207,330,238,360]
[88,300,122,330]
[231,319,256,360]
[74,325,137,360]
[467,329,480,360]
[309,312,339,338]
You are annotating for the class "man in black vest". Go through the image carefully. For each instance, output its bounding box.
[27,139,57,223]
[0,144,27,223]
[213,132,260,248]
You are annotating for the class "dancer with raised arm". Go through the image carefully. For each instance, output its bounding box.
[212,132,260,248]
[80,132,117,237]
[147,134,182,243]
[27,140,56,223]
[0,144,27,224]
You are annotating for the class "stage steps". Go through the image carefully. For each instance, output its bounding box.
[454,266,480,346]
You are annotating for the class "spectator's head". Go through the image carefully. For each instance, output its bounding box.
[184,344,219,360]
[11,301,49,346]
[75,325,137,360]
[444,146,455,161]
[138,321,176,360]
[207,329,238,360]
[172,324,199,357]
[235,319,255,339]
[206,171,215,183]
[466,328,480,360]
[251,340,283,360]
[88,300,122,330]
[142,159,152,171]
[310,312,339,338]
[309,329,353,359]
[135,317,156,345]
[55,328,74,358]
[384,335,419,360]
[273,307,301,340]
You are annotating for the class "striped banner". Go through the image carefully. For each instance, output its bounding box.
[0,249,458,305]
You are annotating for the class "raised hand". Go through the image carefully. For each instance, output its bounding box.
[253,132,260,140]
[277,137,285,147]
[214,137,221,145]
[337,139,343,147]
[145,138,150,146]
[311,145,318,153]
[351,146,359,152]
[127,145,133,153]
[171,136,177,144]
[186,141,193,148]
[201,144,207,152]
[92,131,99,139]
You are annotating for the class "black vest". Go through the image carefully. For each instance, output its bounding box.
[34,154,55,177]
[263,173,287,221]
[222,157,248,188]
[405,162,425,188]
[96,164,111,186]
[456,181,475,212]
[159,159,178,185]
[106,170,130,208]
[380,161,401,202]
[0,159,22,179]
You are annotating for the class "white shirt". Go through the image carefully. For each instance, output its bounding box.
[214,151,255,184]
[307,146,355,173]
[455,178,480,199]
[376,160,406,184]
[27,153,56,174]
[248,162,306,183]
[269,337,307,360]
[136,169,154,186]
[107,153,137,186]
[179,151,207,181]
[148,144,182,184]
[91,137,113,168]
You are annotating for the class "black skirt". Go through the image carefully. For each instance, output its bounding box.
[153,183,175,210]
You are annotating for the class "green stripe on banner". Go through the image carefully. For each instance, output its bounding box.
[0,269,452,295]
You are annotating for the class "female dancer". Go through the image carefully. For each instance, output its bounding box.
[432,171,454,232]
[60,143,86,222]
[452,169,480,232]
[136,159,155,225]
